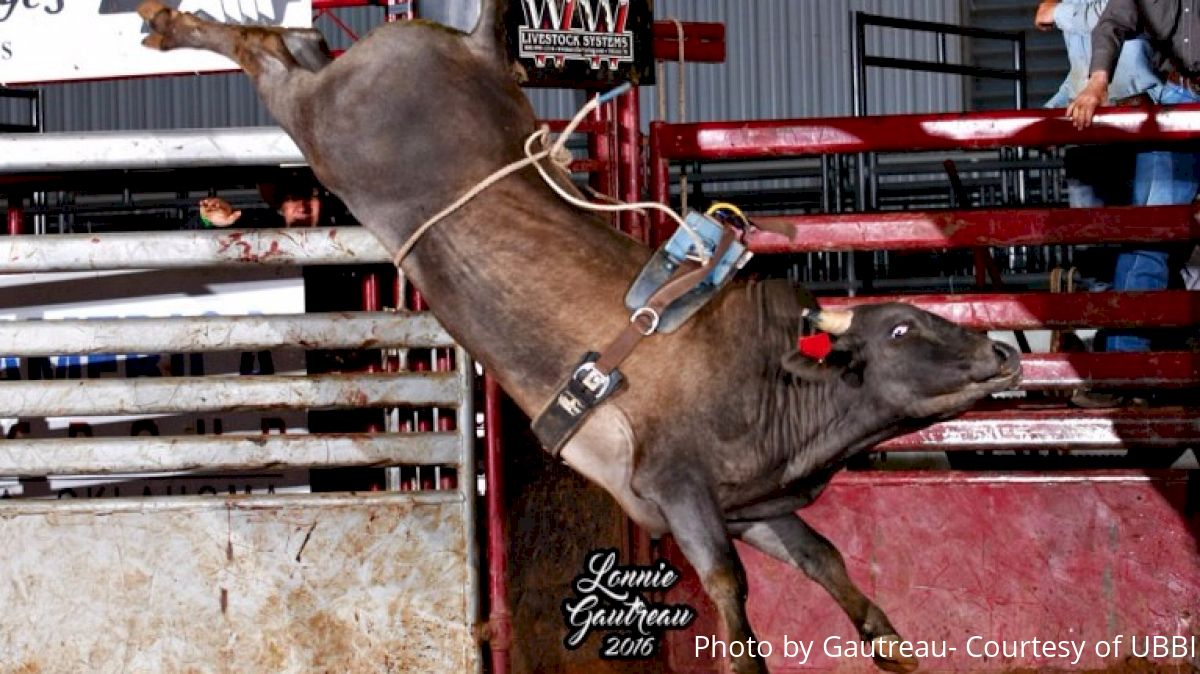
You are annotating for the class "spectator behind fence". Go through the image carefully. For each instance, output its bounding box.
[1040,0,1200,405]
[185,172,331,229]
[186,170,388,489]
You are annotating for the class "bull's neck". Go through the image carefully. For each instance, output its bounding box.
[774,374,903,483]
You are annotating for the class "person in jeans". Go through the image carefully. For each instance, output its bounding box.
[1044,0,1200,404]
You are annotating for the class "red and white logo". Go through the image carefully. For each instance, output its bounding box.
[517,0,633,70]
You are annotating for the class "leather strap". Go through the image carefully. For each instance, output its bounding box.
[592,226,738,375]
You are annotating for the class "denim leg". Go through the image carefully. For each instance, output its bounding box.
[1106,249,1171,351]
[1105,148,1200,351]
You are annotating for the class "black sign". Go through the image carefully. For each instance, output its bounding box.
[561,549,695,659]
[506,0,654,87]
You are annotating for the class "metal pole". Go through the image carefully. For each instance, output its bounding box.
[1013,33,1029,204]
[6,197,22,235]
[849,13,868,297]
[648,122,671,246]
[617,88,646,242]
[484,374,512,674]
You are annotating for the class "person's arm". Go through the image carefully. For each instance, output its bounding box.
[1050,0,1107,34]
[1068,0,1141,127]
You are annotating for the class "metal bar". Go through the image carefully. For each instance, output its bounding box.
[653,105,1200,160]
[0,128,306,172]
[857,12,1025,42]
[453,344,481,674]
[746,205,1200,252]
[484,374,512,674]
[819,290,1200,330]
[617,88,645,242]
[649,122,671,246]
[0,489,461,516]
[0,433,463,476]
[0,312,453,355]
[862,56,1021,80]
[0,228,390,271]
[0,371,461,416]
[879,407,1200,450]
[311,0,379,8]
[1018,352,1200,389]
[5,199,21,236]
[651,21,725,63]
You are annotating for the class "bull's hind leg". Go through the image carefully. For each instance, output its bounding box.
[729,514,919,674]
[137,0,331,76]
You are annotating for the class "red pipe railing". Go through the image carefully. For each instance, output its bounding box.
[819,290,1200,330]
[745,205,1200,252]
[484,374,511,674]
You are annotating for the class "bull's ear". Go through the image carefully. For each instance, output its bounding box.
[468,0,508,64]
[780,346,864,387]
[780,350,830,381]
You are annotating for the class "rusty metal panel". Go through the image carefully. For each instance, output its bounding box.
[0,312,453,355]
[661,471,1200,673]
[0,229,390,272]
[0,432,463,476]
[0,371,460,416]
[0,491,478,673]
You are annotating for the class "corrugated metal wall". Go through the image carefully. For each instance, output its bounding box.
[19,0,967,133]
[641,0,964,125]
[969,0,1069,109]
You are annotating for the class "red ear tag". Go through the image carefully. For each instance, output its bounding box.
[796,332,833,360]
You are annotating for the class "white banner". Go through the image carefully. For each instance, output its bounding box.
[0,0,312,85]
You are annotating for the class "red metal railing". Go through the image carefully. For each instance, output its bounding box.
[650,105,1200,453]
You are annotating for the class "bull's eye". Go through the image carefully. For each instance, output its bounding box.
[889,323,910,339]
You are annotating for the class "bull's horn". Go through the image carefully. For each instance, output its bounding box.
[801,308,854,335]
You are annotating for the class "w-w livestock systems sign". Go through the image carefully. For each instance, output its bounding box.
[0,0,310,84]
[506,0,654,87]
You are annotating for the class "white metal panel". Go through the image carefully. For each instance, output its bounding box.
[0,371,461,416]
[0,433,464,476]
[0,492,478,674]
[0,312,453,355]
[0,228,390,271]
[0,127,304,171]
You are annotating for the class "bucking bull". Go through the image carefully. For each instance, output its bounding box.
[135,1,1021,671]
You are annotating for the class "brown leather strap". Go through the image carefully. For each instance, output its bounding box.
[592,226,738,375]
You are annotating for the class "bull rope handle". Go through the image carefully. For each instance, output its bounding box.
[394,83,708,267]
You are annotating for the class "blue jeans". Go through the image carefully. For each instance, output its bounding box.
[1105,84,1200,352]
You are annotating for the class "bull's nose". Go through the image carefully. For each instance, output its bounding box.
[992,342,1020,373]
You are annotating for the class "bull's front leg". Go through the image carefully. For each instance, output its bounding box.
[729,513,919,674]
[639,470,766,674]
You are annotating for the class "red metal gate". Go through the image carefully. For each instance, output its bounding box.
[649,106,1200,672]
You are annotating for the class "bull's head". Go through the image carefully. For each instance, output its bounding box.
[785,303,1021,420]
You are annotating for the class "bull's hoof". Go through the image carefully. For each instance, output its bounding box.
[136,0,171,22]
[871,635,920,674]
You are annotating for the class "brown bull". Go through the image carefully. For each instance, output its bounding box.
[135,3,1021,672]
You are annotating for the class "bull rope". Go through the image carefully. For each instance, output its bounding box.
[393,84,708,267]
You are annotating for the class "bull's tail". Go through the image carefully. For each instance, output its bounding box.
[467,0,506,63]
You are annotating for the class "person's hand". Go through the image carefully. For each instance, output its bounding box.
[1035,0,1060,31]
[1067,74,1109,129]
[198,197,242,227]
